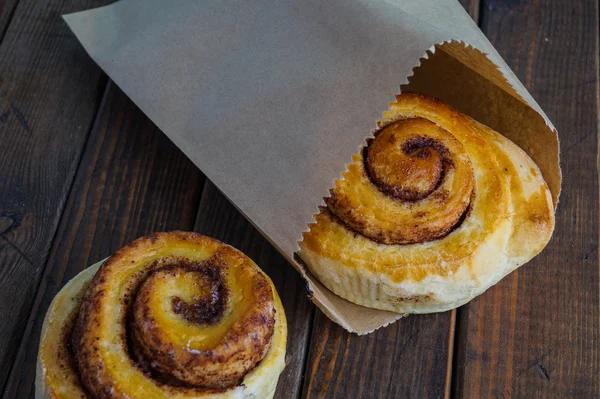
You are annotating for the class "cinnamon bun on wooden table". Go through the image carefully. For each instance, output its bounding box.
[299,93,554,314]
[37,232,286,399]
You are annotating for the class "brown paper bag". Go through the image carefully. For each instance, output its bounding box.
[63,0,560,334]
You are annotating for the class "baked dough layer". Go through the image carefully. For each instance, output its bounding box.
[299,93,554,313]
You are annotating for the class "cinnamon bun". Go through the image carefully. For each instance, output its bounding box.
[36,232,287,398]
[299,93,554,314]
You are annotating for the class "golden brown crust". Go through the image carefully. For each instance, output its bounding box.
[299,93,555,314]
[44,231,281,398]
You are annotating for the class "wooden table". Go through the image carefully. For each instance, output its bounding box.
[0,0,597,398]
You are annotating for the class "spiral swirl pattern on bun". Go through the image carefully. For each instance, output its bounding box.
[299,93,554,314]
[329,117,474,245]
[37,232,287,399]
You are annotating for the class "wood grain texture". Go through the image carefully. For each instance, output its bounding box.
[2,82,204,399]
[194,182,314,399]
[452,0,600,398]
[303,312,456,398]
[301,2,479,398]
[0,0,109,389]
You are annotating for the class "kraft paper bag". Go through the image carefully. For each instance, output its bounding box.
[63,0,560,334]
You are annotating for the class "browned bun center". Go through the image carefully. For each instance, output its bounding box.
[328,118,474,245]
[166,263,228,325]
[367,126,452,200]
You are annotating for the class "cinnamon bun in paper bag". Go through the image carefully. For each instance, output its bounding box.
[62,0,560,333]
[300,93,554,313]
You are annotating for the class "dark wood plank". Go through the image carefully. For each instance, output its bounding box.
[452,1,599,398]
[301,2,479,398]
[0,0,110,388]
[303,312,456,398]
[3,82,205,398]
[194,182,315,399]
